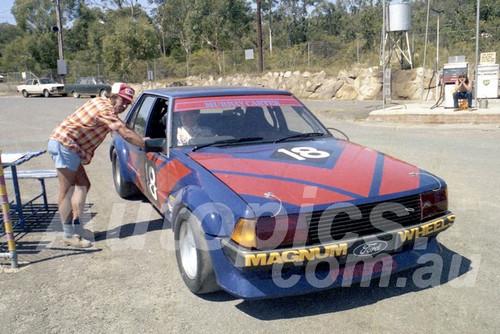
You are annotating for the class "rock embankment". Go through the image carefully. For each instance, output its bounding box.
[143,67,437,101]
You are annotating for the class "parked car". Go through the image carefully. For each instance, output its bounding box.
[64,77,111,98]
[17,78,66,97]
[110,86,455,299]
[0,74,4,82]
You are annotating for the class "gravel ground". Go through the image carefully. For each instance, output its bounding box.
[1,94,499,333]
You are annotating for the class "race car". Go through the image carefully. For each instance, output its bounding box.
[110,86,455,299]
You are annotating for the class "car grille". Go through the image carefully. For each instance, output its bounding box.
[305,194,421,245]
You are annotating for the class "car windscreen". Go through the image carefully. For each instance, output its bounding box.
[172,94,328,147]
[40,78,56,84]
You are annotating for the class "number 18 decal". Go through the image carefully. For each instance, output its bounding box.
[277,147,330,161]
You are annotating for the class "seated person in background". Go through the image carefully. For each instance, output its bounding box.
[176,109,213,146]
[453,73,473,109]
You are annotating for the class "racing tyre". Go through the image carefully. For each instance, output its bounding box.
[112,150,140,199]
[72,91,80,98]
[43,90,50,98]
[22,90,29,98]
[174,208,219,294]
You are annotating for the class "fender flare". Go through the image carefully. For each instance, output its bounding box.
[169,186,241,238]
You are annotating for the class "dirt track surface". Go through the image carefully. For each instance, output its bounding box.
[1,95,499,333]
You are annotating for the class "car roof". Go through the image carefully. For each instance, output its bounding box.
[142,86,293,99]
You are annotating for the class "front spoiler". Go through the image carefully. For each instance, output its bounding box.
[222,213,455,270]
[210,213,455,299]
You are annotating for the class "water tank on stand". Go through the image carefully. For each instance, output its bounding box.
[384,1,413,69]
[388,2,411,32]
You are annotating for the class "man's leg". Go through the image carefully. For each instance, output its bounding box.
[71,165,92,238]
[57,166,91,248]
[56,167,77,235]
[466,91,473,107]
[453,92,459,109]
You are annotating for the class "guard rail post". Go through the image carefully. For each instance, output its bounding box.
[0,150,19,268]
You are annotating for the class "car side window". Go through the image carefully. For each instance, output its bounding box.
[146,98,169,139]
[130,96,156,136]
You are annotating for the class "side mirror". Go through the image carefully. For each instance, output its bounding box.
[144,138,165,152]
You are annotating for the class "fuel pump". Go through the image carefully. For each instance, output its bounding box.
[443,62,468,108]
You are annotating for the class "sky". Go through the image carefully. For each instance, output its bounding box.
[0,0,15,24]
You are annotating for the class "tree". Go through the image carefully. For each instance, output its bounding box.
[153,0,197,75]
[102,15,160,78]
[12,0,79,33]
[188,0,251,74]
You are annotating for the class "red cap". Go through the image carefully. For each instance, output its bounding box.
[112,83,135,102]
[119,84,135,102]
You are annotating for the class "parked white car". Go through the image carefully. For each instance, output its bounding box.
[17,78,66,97]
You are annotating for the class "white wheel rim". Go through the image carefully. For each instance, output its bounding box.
[114,157,121,186]
[179,222,198,279]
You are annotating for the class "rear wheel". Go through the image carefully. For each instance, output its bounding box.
[43,90,50,98]
[72,91,80,98]
[112,150,140,199]
[174,208,219,294]
[99,89,107,97]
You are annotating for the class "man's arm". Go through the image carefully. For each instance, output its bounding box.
[117,125,146,149]
[465,80,473,91]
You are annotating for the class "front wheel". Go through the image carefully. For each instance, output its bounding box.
[112,149,140,199]
[174,208,219,294]
[72,91,80,98]
[43,90,50,98]
[22,90,29,98]
[99,89,107,97]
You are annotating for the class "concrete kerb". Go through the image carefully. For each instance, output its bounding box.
[369,99,500,124]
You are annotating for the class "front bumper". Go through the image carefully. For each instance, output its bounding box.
[50,87,66,95]
[211,213,455,299]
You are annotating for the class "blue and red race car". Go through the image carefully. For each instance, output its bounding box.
[110,86,455,299]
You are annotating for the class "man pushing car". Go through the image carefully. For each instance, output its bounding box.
[48,83,146,248]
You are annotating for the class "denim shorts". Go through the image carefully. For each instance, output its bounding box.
[48,139,81,171]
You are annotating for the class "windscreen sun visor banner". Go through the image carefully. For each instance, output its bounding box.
[174,95,301,112]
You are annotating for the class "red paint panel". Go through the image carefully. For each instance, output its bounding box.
[174,95,301,112]
[192,142,378,197]
[156,159,192,203]
[126,150,145,189]
[328,144,377,197]
[215,173,353,206]
[379,157,420,195]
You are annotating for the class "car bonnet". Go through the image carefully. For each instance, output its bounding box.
[188,138,444,212]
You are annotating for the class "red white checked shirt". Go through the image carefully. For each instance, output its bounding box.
[50,97,125,165]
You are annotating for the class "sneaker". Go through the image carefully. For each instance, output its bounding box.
[74,227,96,241]
[63,235,92,248]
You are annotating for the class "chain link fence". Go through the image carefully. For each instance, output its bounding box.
[0,38,374,91]
[5,34,491,92]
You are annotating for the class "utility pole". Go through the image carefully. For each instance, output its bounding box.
[268,0,273,55]
[382,0,386,109]
[55,0,66,83]
[474,0,481,108]
[422,0,430,100]
[256,0,264,72]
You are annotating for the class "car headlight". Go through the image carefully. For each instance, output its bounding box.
[420,188,448,220]
[231,214,309,250]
